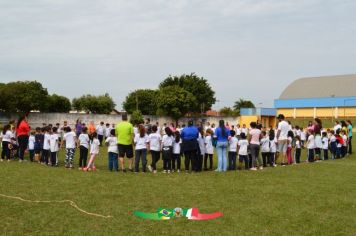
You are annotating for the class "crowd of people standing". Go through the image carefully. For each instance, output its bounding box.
[0,113,353,174]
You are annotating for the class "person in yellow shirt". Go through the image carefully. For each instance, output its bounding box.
[116,114,134,172]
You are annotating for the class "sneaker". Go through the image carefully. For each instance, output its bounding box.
[163,170,167,174]
[19,160,23,163]
[0,159,3,162]
[250,167,257,171]
[148,165,153,172]
[69,164,73,169]
[185,170,189,174]
[259,166,263,170]
[168,170,171,174]
[171,170,175,173]
[177,170,180,173]
[83,167,88,171]
[153,170,157,174]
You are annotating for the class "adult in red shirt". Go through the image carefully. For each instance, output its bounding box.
[16,115,31,161]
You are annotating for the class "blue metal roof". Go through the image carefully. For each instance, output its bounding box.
[240,108,277,116]
[274,96,356,108]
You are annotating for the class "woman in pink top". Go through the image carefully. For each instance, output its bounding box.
[248,122,263,170]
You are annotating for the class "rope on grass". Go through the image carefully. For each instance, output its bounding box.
[0,193,113,219]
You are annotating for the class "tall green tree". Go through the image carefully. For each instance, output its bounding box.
[72,93,115,114]
[219,107,239,117]
[233,99,255,111]
[157,86,197,124]
[130,110,144,126]
[42,94,72,113]
[123,89,158,115]
[159,73,216,113]
[0,81,48,113]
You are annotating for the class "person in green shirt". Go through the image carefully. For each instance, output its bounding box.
[347,120,353,154]
[116,113,134,172]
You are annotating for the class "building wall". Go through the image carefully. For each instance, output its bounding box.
[277,107,356,118]
[239,116,276,128]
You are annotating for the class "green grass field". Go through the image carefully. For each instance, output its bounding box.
[1,139,356,236]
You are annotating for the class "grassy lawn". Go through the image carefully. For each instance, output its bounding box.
[1,139,356,235]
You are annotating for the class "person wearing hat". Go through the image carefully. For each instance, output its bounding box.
[181,120,199,173]
[276,114,290,165]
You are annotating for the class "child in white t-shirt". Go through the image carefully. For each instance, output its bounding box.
[260,131,270,167]
[78,127,90,170]
[204,129,214,171]
[49,127,59,167]
[322,132,329,160]
[197,128,206,172]
[329,130,337,160]
[269,130,277,167]
[28,131,35,162]
[307,131,315,163]
[84,132,100,171]
[228,130,238,170]
[42,127,51,165]
[134,125,150,173]
[295,136,302,163]
[162,127,174,173]
[237,133,249,170]
[342,131,348,157]
[105,129,119,172]
[62,127,77,169]
[148,125,161,174]
[172,131,182,172]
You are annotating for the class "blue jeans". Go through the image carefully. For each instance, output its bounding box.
[216,141,228,172]
[108,152,119,171]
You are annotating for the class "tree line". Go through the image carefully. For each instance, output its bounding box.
[0,81,115,114]
[123,73,255,123]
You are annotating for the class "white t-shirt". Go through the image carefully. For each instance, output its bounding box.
[106,136,118,153]
[261,137,270,153]
[300,131,307,141]
[229,137,238,152]
[78,134,90,149]
[134,134,149,150]
[287,137,292,148]
[149,133,161,151]
[295,140,301,149]
[235,128,242,136]
[105,127,112,137]
[307,135,315,149]
[198,133,206,155]
[241,128,248,135]
[330,135,336,143]
[1,130,12,142]
[322,137,329,150]
[342,135,348,147]
[270,138,277,153]
[64,131,76,149]
[334,124,342,133]
[162,134,174,147]
[43,133,51,150]
[205,136,214,155]
[28,135,35,150]
[173,140,181,154]
[49,134,59,152]
[277,121,290,141]
[96,125,105,136]
[238,140,249,155]
[90,139,100,154]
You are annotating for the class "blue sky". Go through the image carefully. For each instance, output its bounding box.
[0,0,355,110]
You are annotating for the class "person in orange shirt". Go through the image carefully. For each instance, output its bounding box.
[88,121,96,136]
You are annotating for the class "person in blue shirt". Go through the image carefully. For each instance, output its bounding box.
[214,120,230,172]
[181,120,199,173]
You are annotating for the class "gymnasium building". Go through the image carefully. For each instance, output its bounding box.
[274,74,356,119]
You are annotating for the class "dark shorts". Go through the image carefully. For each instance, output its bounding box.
[118,144,134,158]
